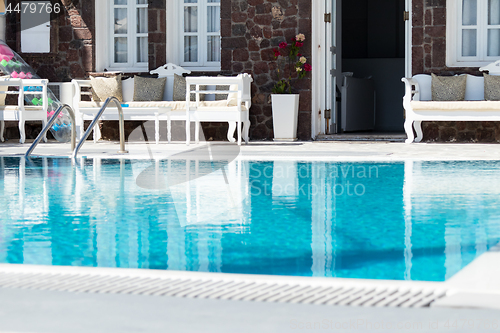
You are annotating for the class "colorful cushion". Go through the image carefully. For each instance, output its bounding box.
[484,73,500,101]
[431,73,466,101]
[133,76,166,101]
[90,75,123,102]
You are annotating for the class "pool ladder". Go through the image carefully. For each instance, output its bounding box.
[25,97,128,159]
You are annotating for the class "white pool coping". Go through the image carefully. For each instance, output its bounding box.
[2,140,500,311]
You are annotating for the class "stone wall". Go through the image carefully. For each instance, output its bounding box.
[412,0,500,142]
[148,0,166,71]
[221,0,312,140]
[5,0,93,81]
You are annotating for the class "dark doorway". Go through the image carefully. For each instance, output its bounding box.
[341,0,405,133]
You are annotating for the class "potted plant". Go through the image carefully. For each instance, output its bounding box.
[271,33,312,141]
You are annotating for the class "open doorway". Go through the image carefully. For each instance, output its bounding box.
[339,0,405,134]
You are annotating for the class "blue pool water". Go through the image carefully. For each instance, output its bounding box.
[0,156,499,281]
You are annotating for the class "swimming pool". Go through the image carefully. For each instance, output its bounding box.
[0,156,499,282]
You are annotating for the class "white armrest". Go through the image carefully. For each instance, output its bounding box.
[401,77,421,112]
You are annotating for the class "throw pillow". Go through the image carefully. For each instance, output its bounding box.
[484,73,500,101]
[226,84,239,106]
[172,74,206,101]
[431,73,467,101]
[215,84,230,101]
[133,76,166,101]
[215,74,229,101]
[90,75,123,102]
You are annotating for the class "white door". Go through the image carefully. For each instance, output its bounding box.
[324,0,341,134]
[405,0,412,77]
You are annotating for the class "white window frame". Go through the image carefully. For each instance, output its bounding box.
[95,0,149,73]
[166,0,221,71]
[447,0,500,67]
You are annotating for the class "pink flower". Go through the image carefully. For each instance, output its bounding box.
[295,42,303,48]
[273,48,281,57]
[279,42,288,49]
[304,63,312,72]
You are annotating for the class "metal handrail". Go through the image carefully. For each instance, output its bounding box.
[72,96,128,159]
[25,104,76,158]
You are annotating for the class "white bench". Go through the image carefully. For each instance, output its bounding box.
[402,73,500,143]
[186,74,252,145]
[72,63,253,145]
[0,78,48,144]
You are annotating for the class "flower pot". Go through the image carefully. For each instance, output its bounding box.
[271,94,299,141]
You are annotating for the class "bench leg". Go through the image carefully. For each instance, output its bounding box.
[237,121,242,146]
[167,113,171,144]
[0,120,4,142]
[404,118,414,144]
[19,120,25,144]
[243,120,250,144]
[41,119,47,143]
[76,115,84,141]
[227,121,236,143]
[195,121,200,144]
[93,120,101,143]
[155,113,160,145]
[414,121,423,143]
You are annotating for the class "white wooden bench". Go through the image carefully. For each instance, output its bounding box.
[402,72,500,143]
[0,78,48,144]
[186,74,252,145]
[72,63,252,145]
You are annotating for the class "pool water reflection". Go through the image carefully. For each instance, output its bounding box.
[0,157,499,281]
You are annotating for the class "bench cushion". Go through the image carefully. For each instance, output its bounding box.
[133,76,166,101]
[484,73,500,101]
[90,75,123,102]
[431,74,466,101]
[79,100,239,110]
[411,100,500,111]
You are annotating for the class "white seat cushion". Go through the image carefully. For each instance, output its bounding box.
[411,100,500,111]
[79,100,241,110]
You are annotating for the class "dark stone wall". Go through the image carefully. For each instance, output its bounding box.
[412,0,500,142]
[148,0,166,71]
[221,0,312,140]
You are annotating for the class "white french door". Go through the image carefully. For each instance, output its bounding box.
[324,0,341,134]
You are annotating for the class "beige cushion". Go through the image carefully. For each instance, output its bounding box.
[411,100,500,111]
[431,73,467,101]
[90,75,123,102]
[215,84,230,101]
[227,84,239,106]
[78,100,245,111]
[484,73,500,101]
[172,74,206,101]
[133,76,166,101]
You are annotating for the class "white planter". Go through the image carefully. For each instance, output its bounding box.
[271,94,299,141]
